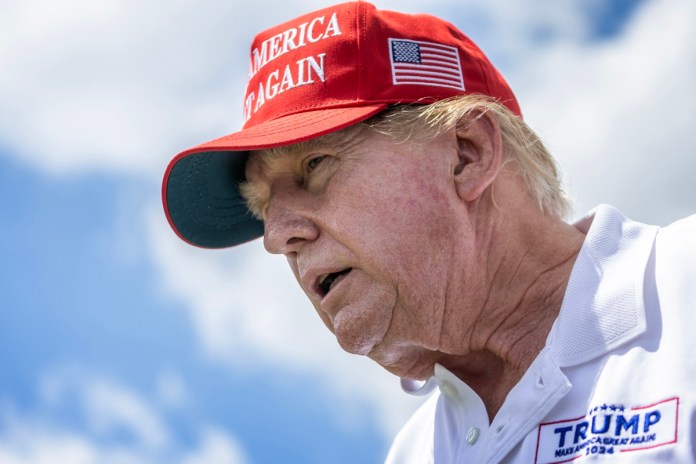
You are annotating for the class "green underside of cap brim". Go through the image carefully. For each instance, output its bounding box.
[166,151,264,249]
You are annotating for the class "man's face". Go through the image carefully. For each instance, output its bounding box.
[244,126,474,379]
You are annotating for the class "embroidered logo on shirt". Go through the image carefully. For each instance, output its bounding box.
[534,397,679,463]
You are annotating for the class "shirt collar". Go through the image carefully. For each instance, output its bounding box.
[547,204,659,367]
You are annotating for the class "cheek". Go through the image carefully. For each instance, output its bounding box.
[368,177,457,272]
[335,160,456,247]
[336,162,459,344]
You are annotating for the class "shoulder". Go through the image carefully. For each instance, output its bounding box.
[650,213,696,333]
[658,214,696,246]
[655,213,696,275]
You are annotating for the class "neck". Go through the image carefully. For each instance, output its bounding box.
[441,212,585,419]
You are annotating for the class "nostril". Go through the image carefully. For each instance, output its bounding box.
[287,237,304,246]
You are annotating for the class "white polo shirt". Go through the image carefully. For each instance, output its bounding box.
[386,205,696,463]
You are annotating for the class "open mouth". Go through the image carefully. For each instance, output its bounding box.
[317,268,352,297]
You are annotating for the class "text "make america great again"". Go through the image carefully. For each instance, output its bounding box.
[243,12,342,121]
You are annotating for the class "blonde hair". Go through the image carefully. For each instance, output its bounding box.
[365,95,571,219]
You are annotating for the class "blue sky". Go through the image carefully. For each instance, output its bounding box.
[1,0,694,462]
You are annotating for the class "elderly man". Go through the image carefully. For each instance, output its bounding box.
[163,2,695,462]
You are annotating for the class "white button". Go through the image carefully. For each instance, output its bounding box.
[466,426,480,445]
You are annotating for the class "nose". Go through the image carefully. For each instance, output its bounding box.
[263,186,319,255]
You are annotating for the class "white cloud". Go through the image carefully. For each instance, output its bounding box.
[0,424,247,464]
[0,0,239,176]
[82,378,170,449]
[0,0,362,177]
[180,428,248,464]
[518,0,696,225]
[38,367,168,449]
[0,425,99,464]
[0,368,248,464]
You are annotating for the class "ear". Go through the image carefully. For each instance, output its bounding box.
[452,109,503,202]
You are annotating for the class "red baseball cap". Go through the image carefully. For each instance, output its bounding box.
[162,1,520,248]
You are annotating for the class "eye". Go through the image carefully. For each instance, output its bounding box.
[306,155,326,172]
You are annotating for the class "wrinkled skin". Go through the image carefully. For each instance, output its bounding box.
[244,111,585,416]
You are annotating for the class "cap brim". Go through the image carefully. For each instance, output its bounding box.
[163,104,388,249]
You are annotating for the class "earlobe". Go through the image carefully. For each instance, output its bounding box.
[452,110,503,202]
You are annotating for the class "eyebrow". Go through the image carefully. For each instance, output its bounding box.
[239,123,367,219]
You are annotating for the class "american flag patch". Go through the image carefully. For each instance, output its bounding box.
[389,38,465,90]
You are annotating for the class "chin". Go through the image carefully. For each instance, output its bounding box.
[368,347,435,380]
[335,331,379,356]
